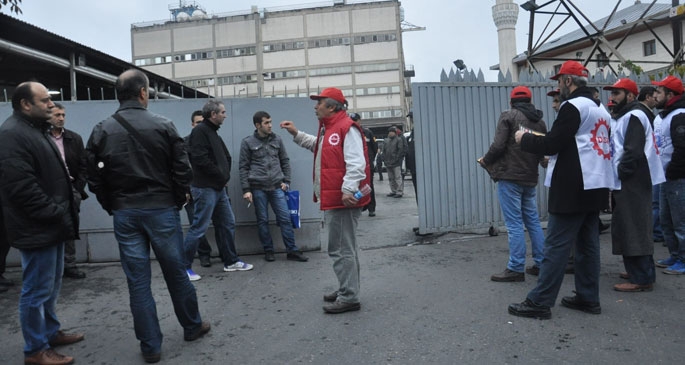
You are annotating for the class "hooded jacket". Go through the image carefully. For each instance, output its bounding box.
[482,102,547,186]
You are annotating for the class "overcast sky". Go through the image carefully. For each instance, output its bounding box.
[4,0,654,82]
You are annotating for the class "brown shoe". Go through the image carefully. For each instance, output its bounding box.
[184,321,211,341]
[614,282,653,292]
[490,269,524,282]
[24,348,74,365]
[619,272,630,280]
[323,291,338,302]
[48,331,84,347]
[323,300,361,314]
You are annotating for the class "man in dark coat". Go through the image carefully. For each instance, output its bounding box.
[350,112,378,216]
[0,81,82,364]
[508,61,614,319]
[604,79,665,292]
[48,103,88,279]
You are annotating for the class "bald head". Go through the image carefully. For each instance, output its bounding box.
[12,81,55,121]
[116,69,149,106]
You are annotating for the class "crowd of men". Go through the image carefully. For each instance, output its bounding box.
[0,72,387,364]
[478,60,684,320]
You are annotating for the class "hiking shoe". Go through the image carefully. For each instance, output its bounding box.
[186,269,201,281]
[264,251,275,262]
[491,268,524,282]
[656,256,678,268]
[224,261,254,272]
[525,266,540,276]
[323,291,339,302]
[323,300,361,314]
[663,260,685,275]
[286,251,309,262]
[368,211,376,217]
[508,298,551,320]
[560,295,601,314]
[24,348,74,365]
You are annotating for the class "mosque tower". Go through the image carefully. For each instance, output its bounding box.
[492,0,519,81]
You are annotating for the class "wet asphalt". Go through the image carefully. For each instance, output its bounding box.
[0,175,683,364]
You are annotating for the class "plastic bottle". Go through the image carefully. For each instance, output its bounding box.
[353,184,372,199]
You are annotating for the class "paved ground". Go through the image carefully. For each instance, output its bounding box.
[1,176,683,364]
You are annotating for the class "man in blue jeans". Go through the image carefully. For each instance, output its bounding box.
[86,70,210,363]
[239,111,308,262]
[651,75,685,275]
[479,86,547,282]
[184,99,253,281]
[1,81,83,365]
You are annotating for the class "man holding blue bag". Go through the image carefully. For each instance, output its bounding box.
[239,111,309,263]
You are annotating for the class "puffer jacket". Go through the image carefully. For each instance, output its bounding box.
[239,131,291,192]
[0,112,78,249]
[482,103,547,186]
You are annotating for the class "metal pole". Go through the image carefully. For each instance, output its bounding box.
[69,53,77,101]
[673,0,682,66]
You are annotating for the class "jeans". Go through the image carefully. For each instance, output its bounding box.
[253,189,298,252]
[497,180,545,272]
[325,208,362,303]
[660,179,685,261]
[184,199,212,259]
[653,184,664,241]
[19,243,64,355]
[184,186,239,268]
[528,212,600,307]
[113,208,202,355]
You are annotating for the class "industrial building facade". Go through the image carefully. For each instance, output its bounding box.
[130,0,411,132]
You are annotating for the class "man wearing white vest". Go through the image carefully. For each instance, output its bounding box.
[604,79,665,291]
[508,60,614,319]
[651,75,685,275]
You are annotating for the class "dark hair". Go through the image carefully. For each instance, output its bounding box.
[349,112,361,121]
[11,82,34,111]
[252,111,271,126]
[191,110,203,122]
[53,102,65,110]
[115,69,148,102]
[638,86,656,101]
[202,99,224,119]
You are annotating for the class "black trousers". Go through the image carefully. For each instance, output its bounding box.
[623,255,656,285]
[0,209,9,274]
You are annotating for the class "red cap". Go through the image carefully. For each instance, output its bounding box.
[510,86,532,100]
[651,75,684,95]
[603,78,638,96]
[550,60,589,80]
[546,89,560,97]
[310,87,347,105]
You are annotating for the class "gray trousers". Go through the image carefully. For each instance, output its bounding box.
[325,208,361,303]
[387,165,403,194]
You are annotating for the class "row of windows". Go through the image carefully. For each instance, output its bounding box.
[217,74,257,85]
[359,109,404,119]
[217,46,256,58]
[134,33,398,65]
[355,86,401,95]
[174,51,213,62]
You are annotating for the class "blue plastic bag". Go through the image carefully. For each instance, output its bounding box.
[285,190,301,229]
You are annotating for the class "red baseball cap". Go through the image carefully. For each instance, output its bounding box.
[310,87,347,105]
[550,60,589,80]
[510,86,532,100]
[603,78,638,96]
[546,89,560,97]
[651,75,684,95]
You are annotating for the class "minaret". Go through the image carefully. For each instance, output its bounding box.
[492,0,519,81]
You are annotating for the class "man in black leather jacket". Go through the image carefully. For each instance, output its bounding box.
[0,81,81,365]
[86,69,209,363]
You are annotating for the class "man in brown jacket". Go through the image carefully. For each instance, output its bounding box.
[478,86,548,282]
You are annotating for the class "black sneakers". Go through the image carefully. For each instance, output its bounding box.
[508,298,551,319]
[286,251,309,262]
[184,321,211,341]
[323,300,361,314]
[323,291,338,302]
[264,251,275,262]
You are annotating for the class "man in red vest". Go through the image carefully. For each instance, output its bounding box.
[280,87,371,314]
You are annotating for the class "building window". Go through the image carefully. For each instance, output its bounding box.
[216,74,257,85]
[643,39,656,56]
[134,55,172,66]
[174,51,213,62]
[597,52,609,68]
[217,46,255,58]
